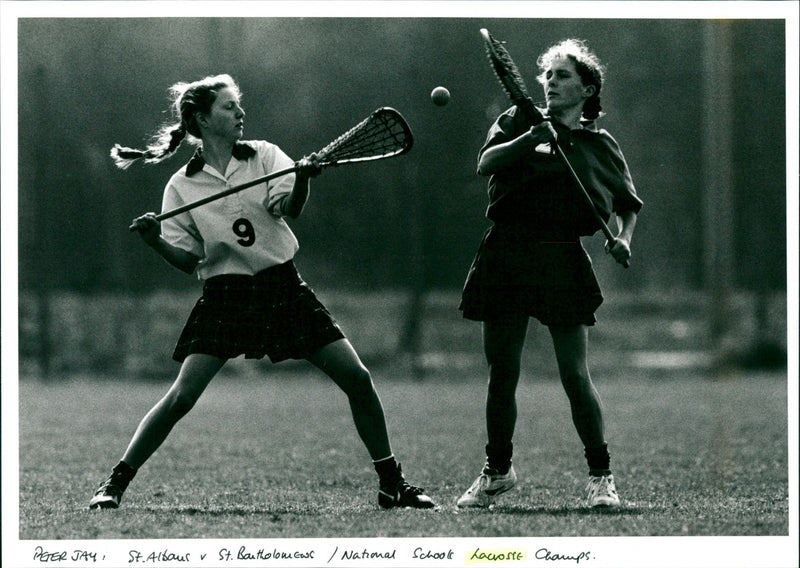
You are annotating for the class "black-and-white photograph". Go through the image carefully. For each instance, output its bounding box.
[2,2,797,567]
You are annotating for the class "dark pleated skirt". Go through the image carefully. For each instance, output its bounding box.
[173,261,345,363]
[459,225,603,326]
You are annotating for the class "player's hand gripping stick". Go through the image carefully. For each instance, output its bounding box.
[481,28,629,268]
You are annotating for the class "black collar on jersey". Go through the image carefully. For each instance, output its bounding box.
[185,142,257,177]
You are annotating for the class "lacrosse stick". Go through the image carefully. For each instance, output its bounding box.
[131,107,413,227]
[480,28,628,267]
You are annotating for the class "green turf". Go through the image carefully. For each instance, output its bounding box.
[17,366,789,539]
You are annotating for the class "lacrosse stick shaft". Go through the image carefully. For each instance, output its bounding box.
[129,107,412,230]
[552,141,628,267]
[540,133,629,268]
[154,166,297,224]
[544,125,628,267]
[552,145,613,241]
[480,28,627,267]
[542,124,615,243]
[128,166,299,230]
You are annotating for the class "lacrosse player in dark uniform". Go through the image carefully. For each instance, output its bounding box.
[88,74,434,511]
[458,40,642,508]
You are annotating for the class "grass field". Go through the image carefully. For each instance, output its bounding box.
[17,364,789,541]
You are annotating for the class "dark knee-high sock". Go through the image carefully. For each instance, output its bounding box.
[584,443,611,477]
[485,442,513,475]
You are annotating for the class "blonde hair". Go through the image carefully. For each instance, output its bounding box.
[110,74,241,169]
[536,39,606,120]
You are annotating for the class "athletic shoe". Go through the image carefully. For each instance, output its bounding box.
[456,465,517,508]
[585,474,620,508]
[378,478,436,509]
[88,477,125,509]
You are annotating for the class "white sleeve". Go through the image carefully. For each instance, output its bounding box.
[255,141,297,216]
[160,182,205,258]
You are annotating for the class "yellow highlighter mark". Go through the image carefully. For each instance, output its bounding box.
[466,548,527,564]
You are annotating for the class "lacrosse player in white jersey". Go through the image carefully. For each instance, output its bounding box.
[89,74,434,511]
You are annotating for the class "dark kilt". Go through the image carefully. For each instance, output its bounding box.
[459,224,603,326]
[173,260,345,363]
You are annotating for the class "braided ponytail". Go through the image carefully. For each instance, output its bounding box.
[109,144,147,170]
[110,74,239,170]
[110,123,187,169]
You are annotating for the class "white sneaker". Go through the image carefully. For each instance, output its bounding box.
[586,474,620,508]
[456,465,517,508]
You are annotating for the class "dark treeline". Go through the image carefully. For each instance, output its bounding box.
[17,18,786,293]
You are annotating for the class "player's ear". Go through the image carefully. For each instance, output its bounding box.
[582,84,597,98]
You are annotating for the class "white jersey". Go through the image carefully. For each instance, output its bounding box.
[160,140,299,280]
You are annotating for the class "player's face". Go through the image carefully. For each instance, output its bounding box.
[543,57,594,115]
[202,87,245,142]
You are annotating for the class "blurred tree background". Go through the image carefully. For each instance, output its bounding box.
[14,17,788,377]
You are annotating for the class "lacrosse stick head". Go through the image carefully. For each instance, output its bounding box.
[480,28,544,126]
[315,107,413,167]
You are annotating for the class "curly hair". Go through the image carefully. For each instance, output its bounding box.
[111,74,241,169]
[536,39,606,120]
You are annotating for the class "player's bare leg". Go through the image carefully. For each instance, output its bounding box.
[307,339,434,508]
[89,354,225,509]
[549,325,619,507]
[549,325,605,448]
[122,354,226,467]
[307,339,391,459]
[457,314,527,508]
[484,314,529,460]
